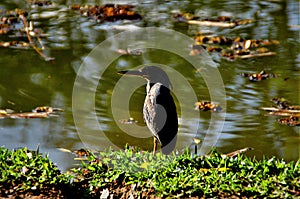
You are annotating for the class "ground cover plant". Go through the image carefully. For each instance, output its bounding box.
[0,147,69,198]
[0,146,299,198]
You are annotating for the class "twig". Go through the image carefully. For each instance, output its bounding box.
[239,52,276,59]
[31,43,54,61]
[2,112,50,119]
[265,112,300,117]
[37,36,45,50]
[57,148,73,153]
[260,107,300,113]
[187,20,236,27]
[222,147,254,158]
[19,15,34,44]
[289,25,300,29]
[19,15,54,61]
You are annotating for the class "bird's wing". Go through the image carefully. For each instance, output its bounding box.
[143,83,178,148]
[143,83,163,141]
[155,84,178,153]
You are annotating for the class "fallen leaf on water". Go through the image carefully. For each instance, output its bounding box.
[278,116,300,126]
[0,106,63,119]
[71,4,142,23]
[241,70,278,82]
[261,98,300,126]
[195,101,222,112]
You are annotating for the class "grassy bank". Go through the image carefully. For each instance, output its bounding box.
[0,147,299,198]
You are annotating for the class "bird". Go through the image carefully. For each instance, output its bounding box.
[118,66,178,155]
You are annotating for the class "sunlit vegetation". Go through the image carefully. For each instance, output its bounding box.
[0,147,299,198]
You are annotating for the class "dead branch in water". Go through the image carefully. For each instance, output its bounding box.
[19,15,54,61]
[187,20,236,27]
[239,52,276,59]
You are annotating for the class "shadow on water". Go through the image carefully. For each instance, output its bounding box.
[0,0,299,171]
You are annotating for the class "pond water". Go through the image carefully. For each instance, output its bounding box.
[0,0,299,171]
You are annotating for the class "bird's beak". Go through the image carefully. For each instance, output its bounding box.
[118,70,144,77]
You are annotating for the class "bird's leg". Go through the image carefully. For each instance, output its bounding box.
[153,137,157,155]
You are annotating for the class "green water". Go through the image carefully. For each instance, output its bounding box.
[0,0,299,171]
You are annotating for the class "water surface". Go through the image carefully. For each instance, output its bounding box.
[0,0,299,171]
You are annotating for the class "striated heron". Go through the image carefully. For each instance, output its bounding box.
[118,66,178,155]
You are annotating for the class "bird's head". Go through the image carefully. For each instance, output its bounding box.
[118,66,172,89]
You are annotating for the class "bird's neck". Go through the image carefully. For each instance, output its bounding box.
[146,81,152,94]
[146,81,170,94]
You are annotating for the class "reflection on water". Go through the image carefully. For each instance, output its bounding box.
[0,0,299,171]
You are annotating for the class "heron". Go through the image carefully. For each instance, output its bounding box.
[118,66,178,155]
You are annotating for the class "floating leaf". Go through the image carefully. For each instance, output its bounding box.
[71,4,142,23]
[192,35,279,61]
[278,116,300,126]
[28,0,57,7]
[261,98,300,126]
[0,106,63,119]
[195,101,222,112]
[241,70,278,82]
